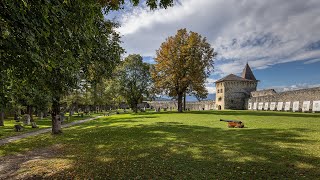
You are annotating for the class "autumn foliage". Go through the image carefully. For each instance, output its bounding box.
[152,29,217,112]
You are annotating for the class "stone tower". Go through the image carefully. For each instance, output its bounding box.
[215,63,258,110]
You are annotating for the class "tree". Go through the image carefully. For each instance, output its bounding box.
[152,29,217,112]
[1,0,122,133]
[0,69,10,126]
[99,0,174,11]
[103,79,125,109]
[116,54,152,113]
[8,75,52,121]
[0,0,174,133]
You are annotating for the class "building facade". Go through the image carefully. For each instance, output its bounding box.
[215,63,258,110]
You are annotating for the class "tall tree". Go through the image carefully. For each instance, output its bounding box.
[0,0,174,133]
[1,0,122,133]
[116,54,152,113]
[103,79,125,109]
[152,28,217,112]
[0,69,9,126]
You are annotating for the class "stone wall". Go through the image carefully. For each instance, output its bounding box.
[251,89,276,97]
[248,87,320,112]
[216,81,257,110]
[147,100,215,111]
[185,100,216,110]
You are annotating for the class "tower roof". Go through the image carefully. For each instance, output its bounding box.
[215,74,255,83]
[241,63,256,81]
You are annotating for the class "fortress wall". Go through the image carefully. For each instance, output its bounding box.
[251,89,276,97]
[248,87,320,112]
[147,100,215,111]
[224,91,247,110]
[222,81,257,110]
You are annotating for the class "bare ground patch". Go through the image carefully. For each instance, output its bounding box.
[0,144,74,179]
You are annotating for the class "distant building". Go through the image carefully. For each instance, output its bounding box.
[215,63,258,110]
[215,63,320,112]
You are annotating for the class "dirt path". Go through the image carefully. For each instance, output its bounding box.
[0,116,102,146]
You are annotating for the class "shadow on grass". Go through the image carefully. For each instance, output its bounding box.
[1,117,319,179]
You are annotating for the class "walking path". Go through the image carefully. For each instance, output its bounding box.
[0,116,102,146]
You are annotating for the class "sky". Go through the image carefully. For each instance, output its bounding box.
[106,0,320,100]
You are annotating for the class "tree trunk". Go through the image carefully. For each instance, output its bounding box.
[132,102,138,113]
[51,97,62,134]
[43,111,48,118]
[69,104,73,117]
[178,92,183,113]
[0,109,4,126]
[14,113,19,120]
[183,92,186,111]
[27,105,34,122]
[40,112,43,120]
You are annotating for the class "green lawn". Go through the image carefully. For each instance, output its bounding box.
[0,113,101,139]
[1,110,320,179]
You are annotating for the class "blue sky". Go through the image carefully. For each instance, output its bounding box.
[106,0,320,99]
[255,61,320,90]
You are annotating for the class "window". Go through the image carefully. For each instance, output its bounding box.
[218,97,222,101]
[221,89,223,93]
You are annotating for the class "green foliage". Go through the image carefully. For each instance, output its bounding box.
[61,79,125,113]
[116,54,152,112]
[8,76,51,114]
[99,0,174,11]
[98,79,124,108]
[0,0,174,129]
[0,70,10,109]
[0,0,124,130]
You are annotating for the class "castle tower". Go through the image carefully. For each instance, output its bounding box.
[215,63,258,110]
[241,63,256,81]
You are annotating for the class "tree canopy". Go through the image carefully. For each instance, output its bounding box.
[152,28,217,112]
[116,54,152,113]
[0,0,175,131]
[98,0,174,11]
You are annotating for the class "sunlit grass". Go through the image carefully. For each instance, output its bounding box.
[1,110,320,179]
[0,113,101,139]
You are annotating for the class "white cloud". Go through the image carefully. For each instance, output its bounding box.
[262,83,320,92]
[111,0,320,92]
[205,78,218,85]
[206,86,216,94]
[205,78,217,94]
[304,59,320,64]
[114,0,320,67]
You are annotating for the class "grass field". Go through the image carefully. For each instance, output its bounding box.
[0,113,100,139]
[1,110,320,179]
